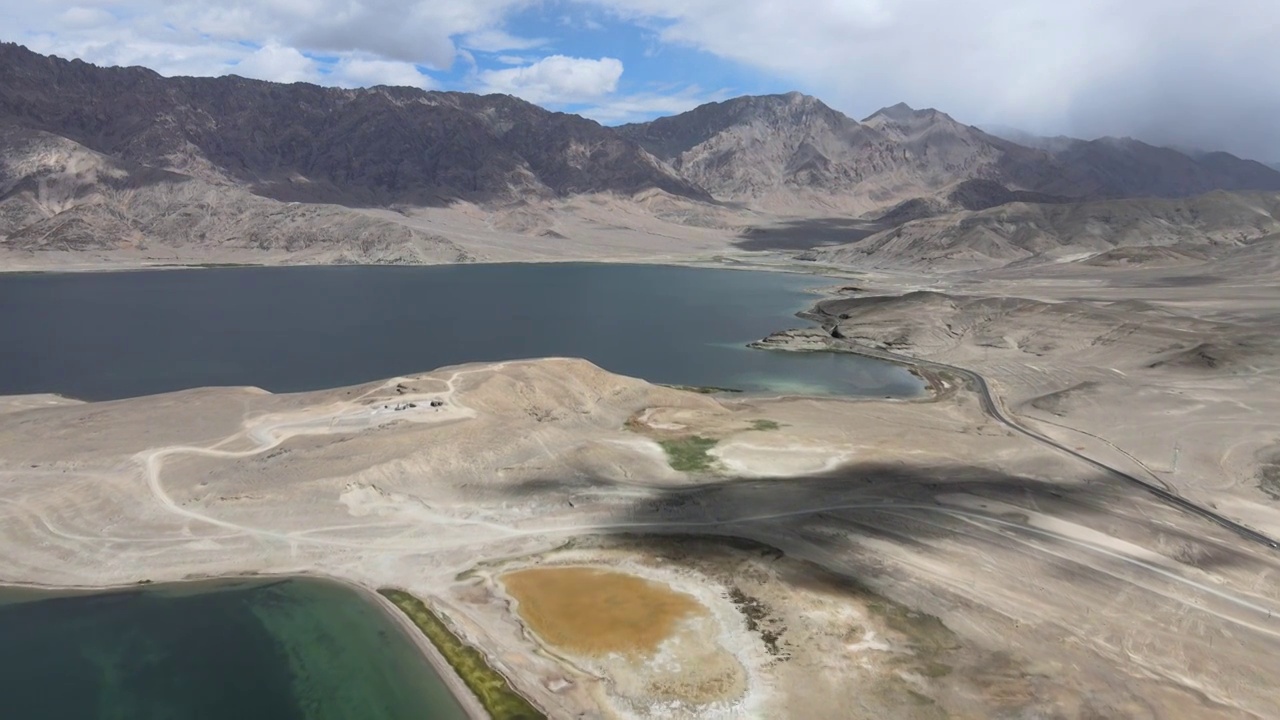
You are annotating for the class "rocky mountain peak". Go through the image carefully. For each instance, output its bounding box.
[722,92,841,123]
[862,103,960,134]
[864,101,918,122]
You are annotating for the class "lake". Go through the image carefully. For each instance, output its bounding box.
[0,579,469,720]
[0,263,922,401]
[0,263,922,719]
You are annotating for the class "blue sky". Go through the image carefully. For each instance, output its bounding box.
[393,2,790,122]
[4,0,801,125]
[4,0,1279,158]
[443,2,790,121]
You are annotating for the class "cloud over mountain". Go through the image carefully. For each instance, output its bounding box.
[4,0,1278,157]
[478,55,624,104]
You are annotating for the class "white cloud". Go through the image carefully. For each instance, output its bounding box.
[329,56,436,89]
[585,0,1280,158]
[229,47,436,88]
[559,14,604,30]
[578,87,727,124]
[232,44,317,83]
[55,7,115,30]
[459,29,546,52]
[477,55,623,104]
[10,0,1280,157]
[13,0,533,74]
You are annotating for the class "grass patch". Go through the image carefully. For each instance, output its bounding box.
[920,660,953,678]
[154,262,259,268]
[378,589,544,720]
[1258,466,1280,500]
[657,436,719,472]
[867,601,958,652]
[749,419,782,431]
[727,587,787,657]
[658,383,742,394]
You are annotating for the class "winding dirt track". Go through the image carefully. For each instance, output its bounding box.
[4,351,1277,718]
[132,361,1280,641]
[831,341,1280,549]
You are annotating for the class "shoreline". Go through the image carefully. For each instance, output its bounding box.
[0,572,493,720]
[0,258,932,717]
[363,588,493,720]
[0,258,930,405]
[4,247,1280,716]
[0,252,863,280]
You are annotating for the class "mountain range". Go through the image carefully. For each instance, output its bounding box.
[813,190,1280,271]
[3,41,1280,268]
[618,94,1280,212]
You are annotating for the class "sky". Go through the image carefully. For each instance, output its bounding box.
[4,0,1279,161]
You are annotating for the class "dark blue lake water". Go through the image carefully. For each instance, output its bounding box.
[0,263,921,400]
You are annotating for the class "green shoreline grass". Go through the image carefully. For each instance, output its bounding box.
[657,383,743,394]
[657,436,719,472]
[378,589,544,720]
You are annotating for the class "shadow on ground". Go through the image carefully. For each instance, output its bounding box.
[497,461,1256,574]
[486,460,1278,718]
[732,217,885,252]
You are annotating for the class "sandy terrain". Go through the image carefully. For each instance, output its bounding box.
[4,212,1280,716]
[765,260,1280,544]
[1,351,1278,718]
[0,192,767,272]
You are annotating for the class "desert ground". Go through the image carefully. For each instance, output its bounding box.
[4,207,1280,717]
[0,193,754,272]
[2,259,1280,719]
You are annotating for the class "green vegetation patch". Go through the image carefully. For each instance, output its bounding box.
[658,383,743,394]
[1258,466,1280,500]
[657,436,720,472]
[866,599,960,660]
[749,419,782,431]
[378,589,544,720]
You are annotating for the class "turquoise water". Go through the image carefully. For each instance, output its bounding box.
[0,579,469,720]
[0,263,922,400]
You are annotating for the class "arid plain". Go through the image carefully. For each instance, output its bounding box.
[3,238,1280,718]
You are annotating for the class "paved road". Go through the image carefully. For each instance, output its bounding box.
[839,341,1280,551]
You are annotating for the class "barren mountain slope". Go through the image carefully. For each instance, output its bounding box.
[0,43,705,206]
[0,125,470,264]
[984,127,1280,197]
[618,94,1046,212]
[1045,137,1280,198]
[815,190,1280,269]
[621,94,1280,214]
[5,42,1280,268]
